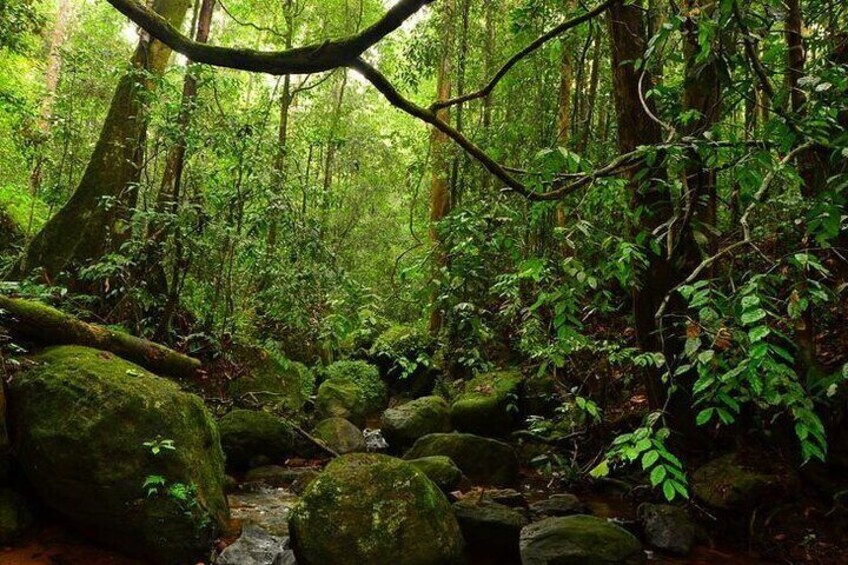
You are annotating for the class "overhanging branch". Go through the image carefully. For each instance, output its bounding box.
[105,0,435,74]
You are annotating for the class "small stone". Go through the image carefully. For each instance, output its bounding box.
[480,488,527,508]
[312,418,366,454]
[529,493,585,518]
[638,503,695,555]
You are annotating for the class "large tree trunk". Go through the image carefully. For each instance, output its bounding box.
[607,0,672,410]
[13,0,191,281]
[428,0,454,335]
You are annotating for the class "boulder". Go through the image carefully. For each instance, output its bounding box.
[368,324,436,397]
[228,344,314,412]
[315,378,368,427]
[312,418,366,454]
[691,453,794,510]
[289,453,464,565]
[215,525,296,565]
[408,456,464,492]
[0,488,35,543]
[452,497,528,558]
[637,503,694,555]
[480,488,527,508]
[519,515,645,565]
[219,409,294,470]
[450,370,522,437]
[404,433,519,487]
[529,494,585,519]
[321,360,387,415]
[381,396,452,449]
[7,346,229,564]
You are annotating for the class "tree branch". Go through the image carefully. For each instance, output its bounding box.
[430,0,614,111]
[104,0,434,74]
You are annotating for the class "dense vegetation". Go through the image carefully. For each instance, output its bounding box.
[0,0,846,563]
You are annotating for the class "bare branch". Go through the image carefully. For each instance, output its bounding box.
[104,0,435,74]
[430,0,614,112]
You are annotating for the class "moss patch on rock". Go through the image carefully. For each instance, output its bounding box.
[218,409,293,470]
[8,346,228,564]
[692,453,794,510]
[408,456,464,492]
[519,515,644,565]
[289,453,464,565]
[312,417,366,455]
[321,360,387,415]
[404,433,519,487]
[228,344,314,413]
[315,378,368,426]
[451,371,522,437]
[381,396,452,450]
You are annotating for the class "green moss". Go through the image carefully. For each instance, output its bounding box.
[369,324,434,379]
[407,456,463,492]
[8,346,228,564]
[289,453,464,565]
[315,378,368,426]
[322,360,387,414]
[381,396,452,449]
[404,433,519,487]
[691,454,787,510]
[313,417,365,455]
[228,344,314,413]
[520,515,644,564]
[218,409,293,470]
[450,371,522,437]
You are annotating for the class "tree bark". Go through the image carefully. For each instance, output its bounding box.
[14,0,191,281]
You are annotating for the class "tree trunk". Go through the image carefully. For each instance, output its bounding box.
[607,0,671,410]
[14,0,191,281]
[428,0,454,335]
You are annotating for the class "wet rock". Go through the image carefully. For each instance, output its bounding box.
[315,378,368,427]
[692,453,794,510]
[0,488,35,543]
[637,503,694,555]
[381,396,452,449]
[289,453,464,565]
[404,433,519,487]
[8,346,229,564]
[520,515,645,565]
[529,493,585,518]
[312,418,366,454]
[451,371,523,437]
[453,497,528,558]
[228,488,299,537]
[219,409,294,470]
[215,525,296,565]
[408,456,464,492]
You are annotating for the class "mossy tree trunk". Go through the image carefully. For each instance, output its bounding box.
[13,0,191,281]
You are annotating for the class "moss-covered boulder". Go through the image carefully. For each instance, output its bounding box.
[313,417,366,454]
[519,515,645,565]
[315,378,368,426]
[0,488,35,543]
[691,453,794,510]
[381,396,452,449]
[7,346,229,564]
[369,324,436,397]
[408,456,464,492]
[404,433,519,487]
[321,360,387,415]
[228,344,314,413]
[218,409,294,470]
[451,371,522,437]
[289,453,464,565]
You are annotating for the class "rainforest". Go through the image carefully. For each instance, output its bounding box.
[0,0,846,563]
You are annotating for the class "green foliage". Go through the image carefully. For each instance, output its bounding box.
[369,324,434,380]
[322,360,386,411]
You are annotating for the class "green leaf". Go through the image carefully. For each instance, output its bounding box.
[662,480,676,501]
[589,460,610,478]
[650,464,667,486]
[696,408,714,425]
[641,450,659,470]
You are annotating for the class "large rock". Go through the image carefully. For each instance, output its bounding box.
[637,503,694,555]
[519,515,645,565]
[453,497,527,558]
[691,453,794,510]
[289,453,464,565]
[0,488,35,543]
[450,371,522,437]
[228,344,314,412]
[321,360,387,415]
[219,409,294,470]
[8,346,229,564]
[404,433,519,487]
[312,418,365,454]
[408,456,464,492]
[315,378,368,427]
[215,525,296,565]
[381,396,452,449]
[529,494,585,519]
[368,324,436,397]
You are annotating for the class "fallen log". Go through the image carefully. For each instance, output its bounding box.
[0,295,200,380]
